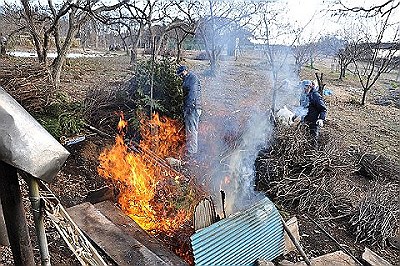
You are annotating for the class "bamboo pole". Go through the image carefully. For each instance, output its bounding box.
[27,175,51,266]
[0,161,35,266]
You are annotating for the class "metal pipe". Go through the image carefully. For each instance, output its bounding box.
[280,216,311,266]
[28,175,51,266]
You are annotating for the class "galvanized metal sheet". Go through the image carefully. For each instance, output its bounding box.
[0,87,69,182]
[191,197,284,266]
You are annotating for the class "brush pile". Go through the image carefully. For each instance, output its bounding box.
[256,125,354,217]
[0,61,53,113]
[83,83,133,133]
[350,181,399,247]
[349,148,399,246]
[256,124,399,247]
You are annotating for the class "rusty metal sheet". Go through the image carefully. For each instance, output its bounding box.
[0,87,69,182]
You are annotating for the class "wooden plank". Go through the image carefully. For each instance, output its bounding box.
[362,247,393,266]
[67,202,176,266]
[93,201,187,266]
[193,198,217,231]
[283,216,300,254]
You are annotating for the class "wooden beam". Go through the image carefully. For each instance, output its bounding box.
[0,161,35,266]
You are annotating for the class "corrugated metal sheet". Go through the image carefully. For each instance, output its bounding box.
[190,197,284,266]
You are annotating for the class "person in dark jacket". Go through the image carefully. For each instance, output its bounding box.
[301,80,327,148]
[177,65,202,155]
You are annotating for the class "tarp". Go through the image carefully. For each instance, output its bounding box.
[0,87,69,183]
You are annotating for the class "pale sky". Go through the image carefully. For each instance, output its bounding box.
[1,0,398,42]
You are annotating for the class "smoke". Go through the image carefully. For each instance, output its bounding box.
[220,110,273,215]
[187,3,305,217]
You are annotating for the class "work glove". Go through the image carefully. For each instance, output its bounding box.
[316,119,324,127]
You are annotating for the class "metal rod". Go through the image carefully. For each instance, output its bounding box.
[83,122,113,138]
[27,175,51,266]
[280,216,311,266]
[306,215,363,266]
[0,161,35,266]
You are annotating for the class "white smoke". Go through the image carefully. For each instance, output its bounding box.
[220,110,273,215]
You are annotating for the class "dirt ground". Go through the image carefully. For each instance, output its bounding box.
[1,50,399,265]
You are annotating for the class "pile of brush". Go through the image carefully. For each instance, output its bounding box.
[0,61,53,113]
[256,125,353,217]
[255,124,399,247]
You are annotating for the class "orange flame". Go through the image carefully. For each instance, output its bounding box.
[97,113,195,234]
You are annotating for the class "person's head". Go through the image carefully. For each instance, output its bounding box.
[176,65,188,78]
[301,80,314,93]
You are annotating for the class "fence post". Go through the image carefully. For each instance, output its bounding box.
[0,161,35,266]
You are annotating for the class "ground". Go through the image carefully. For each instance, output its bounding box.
[1,50,399,265]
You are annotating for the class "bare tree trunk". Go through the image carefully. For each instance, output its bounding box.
[176,42,182,63]
[362,89,367,105]
[51,20,79,89]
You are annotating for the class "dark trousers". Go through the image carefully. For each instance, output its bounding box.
[308,123,320,149]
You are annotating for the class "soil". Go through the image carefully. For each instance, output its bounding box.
[1,50,399,265]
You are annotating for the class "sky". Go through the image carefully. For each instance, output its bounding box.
[1,0,398,42]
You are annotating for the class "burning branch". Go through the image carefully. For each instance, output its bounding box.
[97,113,202,233]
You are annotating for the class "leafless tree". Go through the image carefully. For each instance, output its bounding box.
[336,0,399,17]
[292,42,316,74]
[16,0,125,89]
[195,0,262,76]
[256,1,319,112]
[333,1,400,104]
[350,12,400,105]
[336,37,367,80]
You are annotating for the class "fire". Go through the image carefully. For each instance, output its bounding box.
[97,113,196,234]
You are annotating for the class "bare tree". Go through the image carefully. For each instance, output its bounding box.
[256,1,319,112]
[350,12,400,105]
[336,37,367,80]
[292,42,316,74]
[336,0,399,17]
[17,0,125,88]
[195,0,262,76]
